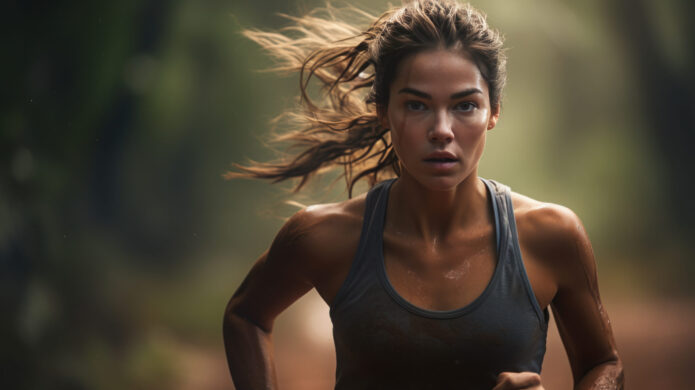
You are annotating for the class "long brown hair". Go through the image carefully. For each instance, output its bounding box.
[227,0,506,197]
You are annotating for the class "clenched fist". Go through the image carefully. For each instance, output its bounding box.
[492,372,544,390]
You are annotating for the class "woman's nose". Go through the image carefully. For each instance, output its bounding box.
[428,111,454,143]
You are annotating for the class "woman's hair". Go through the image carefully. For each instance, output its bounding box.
[228,0,506,196]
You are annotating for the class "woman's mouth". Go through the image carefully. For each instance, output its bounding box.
[423,153,459,170]
[423,151,458,164]
[424,157,458,163]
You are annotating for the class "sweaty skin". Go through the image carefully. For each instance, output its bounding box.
[224,49,623,389]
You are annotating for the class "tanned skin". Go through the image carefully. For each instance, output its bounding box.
[224,49,623,389]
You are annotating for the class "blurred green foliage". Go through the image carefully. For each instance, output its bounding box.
[2,0,692,388]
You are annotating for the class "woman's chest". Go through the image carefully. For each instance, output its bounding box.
[382,230,498,311]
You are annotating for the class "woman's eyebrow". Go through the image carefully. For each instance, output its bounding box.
[451,88,483,99]
[398,87,431,98]
[398,87,483,99]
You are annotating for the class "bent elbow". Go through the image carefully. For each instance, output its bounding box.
[223,298,272,334]
[575,353,624,390]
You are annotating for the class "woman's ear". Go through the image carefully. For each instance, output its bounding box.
[487,104,501,130]
[377,104,390,129]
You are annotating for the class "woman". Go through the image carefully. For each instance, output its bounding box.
[223,1,623,389]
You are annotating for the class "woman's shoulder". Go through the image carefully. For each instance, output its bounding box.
[509,191,582,239]
[283,192,367,243]
[267,193,368,278]
[509,191,595,278]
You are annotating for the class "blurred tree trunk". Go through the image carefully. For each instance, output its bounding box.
[1,1,174,388]
[609,0,695,268]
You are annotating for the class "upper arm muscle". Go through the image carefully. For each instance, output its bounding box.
[227,210,319,332]
[542,207,619,382]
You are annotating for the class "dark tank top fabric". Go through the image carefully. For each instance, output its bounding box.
[329,178,548,390]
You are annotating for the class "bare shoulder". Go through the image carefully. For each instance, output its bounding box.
[510,191,586,244]
[268,193,367,285]
[509,191,596,285]
[279,193,366,248]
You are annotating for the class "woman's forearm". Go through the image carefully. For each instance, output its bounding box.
[223,308,278,390]
[575,360,624,390]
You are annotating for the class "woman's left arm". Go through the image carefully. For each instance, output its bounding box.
[547,206,623,389]
[494,204,623,390]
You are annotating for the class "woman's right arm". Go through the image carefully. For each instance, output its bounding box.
[223,211,318,389]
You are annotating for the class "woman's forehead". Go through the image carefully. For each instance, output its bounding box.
[391,49,489,96]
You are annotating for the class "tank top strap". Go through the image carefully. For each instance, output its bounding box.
[483,178,548,328]
[329,179,395,312]
[365,178,395,246]
[353,178,394,264]
[480,178,503,253]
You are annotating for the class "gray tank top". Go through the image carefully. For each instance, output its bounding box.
[329,178,548,389]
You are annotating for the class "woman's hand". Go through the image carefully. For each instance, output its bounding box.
[491,372,545,390]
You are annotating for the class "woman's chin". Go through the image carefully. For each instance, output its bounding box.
[408,175,469,192]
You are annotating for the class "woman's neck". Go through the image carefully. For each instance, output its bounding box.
[387,172,489,245]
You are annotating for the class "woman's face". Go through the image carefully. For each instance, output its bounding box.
[379,48,499,191]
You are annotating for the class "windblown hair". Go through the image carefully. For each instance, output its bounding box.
[227,0,506,196]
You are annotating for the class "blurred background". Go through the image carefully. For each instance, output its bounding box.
[2,0,693,388]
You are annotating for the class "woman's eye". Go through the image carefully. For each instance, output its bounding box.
[406,101,427,111]
[454,102,477,112]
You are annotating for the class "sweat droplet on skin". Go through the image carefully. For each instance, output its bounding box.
[444,262,470,280]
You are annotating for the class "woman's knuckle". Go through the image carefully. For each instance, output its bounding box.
[528,372,541,384]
